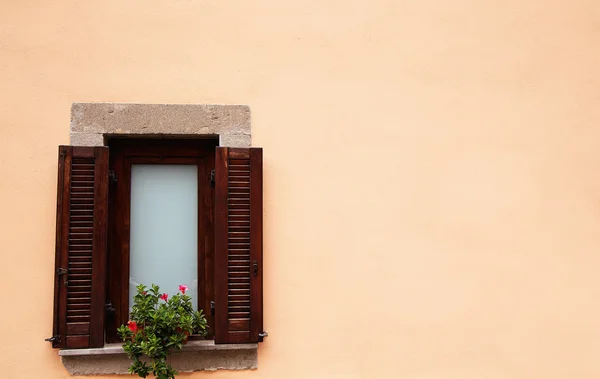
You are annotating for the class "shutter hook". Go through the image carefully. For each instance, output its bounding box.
[258,331,268,341]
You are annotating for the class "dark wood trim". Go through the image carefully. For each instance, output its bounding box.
[214,147,229,343]
[89,147,109,347]
[106,138,218,342]
[249,148,263,343]
[58,147,73,347]
[108,138,218,157]
[53,146,109,349]
[53,146,70,348]
[198,155,216,337]
[129,157,206,165]
[118,155,132,341]
[214,147,263,344]
[106,148,126,343]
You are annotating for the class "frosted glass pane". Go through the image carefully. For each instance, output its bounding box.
[129,165,198,310]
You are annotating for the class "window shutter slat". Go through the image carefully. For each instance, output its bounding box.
[51,146,108,348]
[214,147,264,344]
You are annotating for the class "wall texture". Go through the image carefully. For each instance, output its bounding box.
[2,1,600,378]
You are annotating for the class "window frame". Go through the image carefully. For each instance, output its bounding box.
[105,138,218,343]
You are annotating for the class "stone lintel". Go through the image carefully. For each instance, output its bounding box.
[70,103,251,147]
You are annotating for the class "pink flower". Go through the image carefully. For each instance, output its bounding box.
[179,284,188,294]
[127,320,138,333]
[159,293,168,301]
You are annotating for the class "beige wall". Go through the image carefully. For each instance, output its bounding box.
[2,0,600,378]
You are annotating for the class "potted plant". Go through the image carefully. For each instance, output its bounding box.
[117,283,208,379]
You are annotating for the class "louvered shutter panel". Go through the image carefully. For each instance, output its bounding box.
[214,147,264,344]
[51,146,108,348]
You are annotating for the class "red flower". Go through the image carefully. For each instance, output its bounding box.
[127,320,138,333]
[179,284,188,294]
[159,293,168,301]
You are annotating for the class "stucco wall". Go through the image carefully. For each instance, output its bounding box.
[2,1,600,378]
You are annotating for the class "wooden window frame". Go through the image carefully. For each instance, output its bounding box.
[105,138,218,343]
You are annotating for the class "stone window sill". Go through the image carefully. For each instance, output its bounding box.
[58,341,258,376]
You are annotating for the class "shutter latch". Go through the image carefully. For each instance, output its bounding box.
[210,169,216,188]
[45,335,60,343]
[210,301,215,315]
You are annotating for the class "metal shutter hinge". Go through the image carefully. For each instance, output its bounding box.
[210,169,216,188]
[57,267,68,284]
[109,170,118,182]
[105,302,116,316]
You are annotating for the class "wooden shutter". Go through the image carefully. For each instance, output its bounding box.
[214,147,264,344]
[51,146,108,348]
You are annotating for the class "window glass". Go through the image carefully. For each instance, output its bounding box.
[129,164,198,309]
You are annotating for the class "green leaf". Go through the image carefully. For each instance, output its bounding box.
[119,282,208,378]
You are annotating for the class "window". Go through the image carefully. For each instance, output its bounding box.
[50,139,264,349]
[106,139,217,343]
